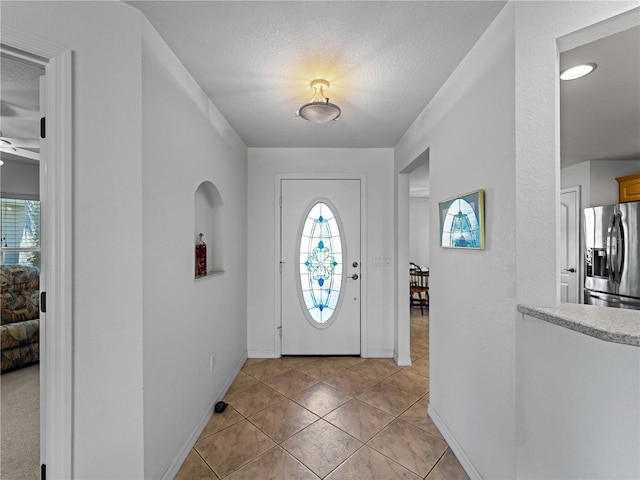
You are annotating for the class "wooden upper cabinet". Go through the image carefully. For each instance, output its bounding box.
[617,173,640,203]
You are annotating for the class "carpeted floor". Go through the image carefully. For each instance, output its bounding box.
[1,363,40,480]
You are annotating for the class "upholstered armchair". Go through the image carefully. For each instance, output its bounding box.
[1,265,40,373]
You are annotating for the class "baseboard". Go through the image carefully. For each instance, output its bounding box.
[219,351,249,399]
[364,349,394,358]
[248,350,395,359]
[394,353,412,366]
[162,351,248,480]
[248,350,279,358]
[427,404,482,480]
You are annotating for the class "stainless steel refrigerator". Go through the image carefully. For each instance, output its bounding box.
[584,201,640,310]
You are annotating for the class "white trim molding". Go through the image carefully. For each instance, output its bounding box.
[428,404,482,480]
[1,28,74,479]
[560,185,582,303]
[394,172,412,366]
[162,352,248,480]
[274,173,368,357]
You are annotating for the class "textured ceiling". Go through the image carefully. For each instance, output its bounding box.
[126,1,507,148]
[1,3,638,180]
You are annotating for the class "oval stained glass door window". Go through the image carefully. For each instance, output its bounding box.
[298,201,344,325]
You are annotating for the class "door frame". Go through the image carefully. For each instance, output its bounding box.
[2,29,73,478]
[560,185,581,303]
[395,148,430,366]
[275,174,367,357]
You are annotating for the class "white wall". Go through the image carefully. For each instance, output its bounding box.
[409,197,429,268]
[0,159,39,199]
[247,148,395,358]
[562,159,640,211]
[590,159,640,206]
[2,2,146,477]
[517,314,640,479]
[140,19,247,479]
[395,2,639,479]
[4,1,637,478]
[2,3,248,478]
[513,2,639,478]
[396,5,517,477]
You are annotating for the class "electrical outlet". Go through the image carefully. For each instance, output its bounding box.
[209,353,216,371]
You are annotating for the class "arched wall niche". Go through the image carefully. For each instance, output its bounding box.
[194,181,224,277]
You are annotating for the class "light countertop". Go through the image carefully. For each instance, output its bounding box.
[518,303,640,347]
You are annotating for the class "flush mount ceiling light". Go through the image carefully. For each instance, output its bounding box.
[296,79,341,123]
[560,63,597,81]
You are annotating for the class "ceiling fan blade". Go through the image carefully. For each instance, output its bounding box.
[0,145,40,161]
[0,136,40,149]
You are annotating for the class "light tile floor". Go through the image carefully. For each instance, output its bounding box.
[176,311,469,479]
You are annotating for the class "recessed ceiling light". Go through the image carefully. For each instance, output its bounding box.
[560,63,597,81]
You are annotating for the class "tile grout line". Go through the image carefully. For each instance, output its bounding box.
[182,313,434,479]
[244,368,433,478]
[223,367,418,478]
[422,447,451,480]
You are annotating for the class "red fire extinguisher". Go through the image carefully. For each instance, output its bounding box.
[195,233,207,277]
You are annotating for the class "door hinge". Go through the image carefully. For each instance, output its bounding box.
[279,196,282,208]
[40,117,46,139]
[277,325,282,338]
[40,292,46,313]
[41,464,46,480]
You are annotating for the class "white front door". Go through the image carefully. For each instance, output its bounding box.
[281,179,361,355]
[560,187,580,303]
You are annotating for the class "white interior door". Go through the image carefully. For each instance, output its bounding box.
[281,179,361,355]
[560,187,580,303]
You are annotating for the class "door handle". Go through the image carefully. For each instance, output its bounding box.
[350,274,359,280]
[563,268,575,273]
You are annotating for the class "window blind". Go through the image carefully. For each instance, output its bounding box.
[1,198,41,266]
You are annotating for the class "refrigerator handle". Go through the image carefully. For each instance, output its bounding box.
[615,213,624,282]
[588,292,621,303]
[608,213,616,283]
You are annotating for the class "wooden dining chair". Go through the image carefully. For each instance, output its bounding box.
[409,263,429,315]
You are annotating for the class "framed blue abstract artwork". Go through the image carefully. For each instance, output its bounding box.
[439,189,485,249]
